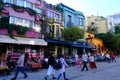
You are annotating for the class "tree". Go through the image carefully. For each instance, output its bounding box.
[95,32,118,52]
[62,27,84,42]
[115,25,120,34]
[114,34,120,51]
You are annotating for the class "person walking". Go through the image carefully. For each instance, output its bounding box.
[77,55,82,68]
[11,52,27,80]
[105,53,111,63]
[111,52,116,62]
[81,52,89,71]
[89,54,97,69]
[57,54,69,80]
[44,52,56,80]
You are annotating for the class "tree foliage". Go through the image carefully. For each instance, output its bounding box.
[62,27,84,42]
[95,32,118,52]
[115,25,120,34]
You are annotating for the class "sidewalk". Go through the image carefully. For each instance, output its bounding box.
[0,58,120,80]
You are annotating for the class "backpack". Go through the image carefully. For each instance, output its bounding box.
[57,59,62,69]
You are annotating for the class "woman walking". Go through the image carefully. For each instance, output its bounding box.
[89,54,97,69]
[57,54,69,80]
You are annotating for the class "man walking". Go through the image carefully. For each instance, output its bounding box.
[81,52,89,71]
[44,52,56,80]
[11,52,27,80]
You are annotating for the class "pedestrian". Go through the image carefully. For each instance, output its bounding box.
[81,52,89,71]
[6,52,12,75]
[111,52,116,62]
[57,54,69,80]
[77,55,82,68]
[89,54,97,69]
[44,52,56,80]
[11,52,27,80]
[105,52,111,63]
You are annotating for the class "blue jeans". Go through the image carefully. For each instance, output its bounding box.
[57,72,67,80]
[14,67,27,79]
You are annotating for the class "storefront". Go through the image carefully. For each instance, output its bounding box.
[44,38,71,57]
[0,35,47,64]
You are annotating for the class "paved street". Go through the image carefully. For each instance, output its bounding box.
[1,58,120,80]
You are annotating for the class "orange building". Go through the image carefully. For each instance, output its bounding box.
[86,32,104,53]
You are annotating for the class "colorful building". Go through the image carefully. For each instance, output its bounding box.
[86,32,104,53]
[55,3,86,56]
[86,15,108,33]
[0,0,47,63]
[43,2,70,57]
[57,3,85,28]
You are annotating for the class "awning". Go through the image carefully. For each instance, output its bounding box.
[72,44,91,48]
[0,35,47,46]
[45,38,70,44]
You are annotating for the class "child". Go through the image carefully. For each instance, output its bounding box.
[77,55,82,68]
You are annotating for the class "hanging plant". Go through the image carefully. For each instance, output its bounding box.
[11,4,24,12]
[25,8,37,16]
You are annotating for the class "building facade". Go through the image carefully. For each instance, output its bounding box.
[86,15,108,33]
[107,13,120,33]
[0,0,47,62]
[57,3,85,28]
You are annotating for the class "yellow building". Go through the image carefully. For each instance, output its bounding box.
[46,17,66,55]
[86,32,104,53]
[86,15,108,33]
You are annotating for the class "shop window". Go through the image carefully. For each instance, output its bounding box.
[30,46,40,53]
[13,45,25,53]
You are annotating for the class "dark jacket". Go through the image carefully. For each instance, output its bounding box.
[48,56,56,66]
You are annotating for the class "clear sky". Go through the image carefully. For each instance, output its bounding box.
[45,0,120,18]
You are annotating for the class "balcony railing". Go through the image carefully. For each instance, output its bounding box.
[47,18,63,24]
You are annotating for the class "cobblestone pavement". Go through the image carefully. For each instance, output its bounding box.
[1,58,120,80]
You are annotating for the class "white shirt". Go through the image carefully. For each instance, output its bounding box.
[89,56,95,62]
[106,54,110,58]
[17,55,25,67]
[82,54,88,62]
[59,58,68,73]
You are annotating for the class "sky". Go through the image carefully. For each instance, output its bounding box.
[44,0,120,18]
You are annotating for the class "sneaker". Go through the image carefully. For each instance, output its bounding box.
[52,77,56,79]
[45,76,47,80]
[23,75,27,78]
[11,78,16,80]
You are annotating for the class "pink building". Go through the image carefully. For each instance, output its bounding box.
[0,0,47,60]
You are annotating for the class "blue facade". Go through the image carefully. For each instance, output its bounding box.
[57,3,85,28]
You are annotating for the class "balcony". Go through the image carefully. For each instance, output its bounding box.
[67,21,74,27]
[47,18,63,24]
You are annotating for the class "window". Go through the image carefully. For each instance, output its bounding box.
[78,17,83,26]
[46,26,50,33]
[10,17,15,24]
[33,23,41,32]
[56,26,59,37]
[17,0,24,6]
[16,18,23,25]
[10,17,33,28]
[25,1,34,9]
[13,45,25,53]
[23,20,29,27]
[68,15,71,22]
[4,0,10,3]
[35,7,42,14]
[30,46,40,53]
